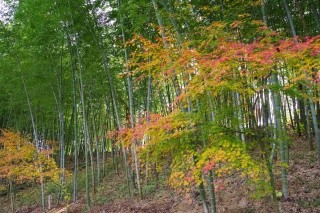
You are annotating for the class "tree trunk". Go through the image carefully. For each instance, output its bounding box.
[305,99,315,150]
[199,181,209,213]
[307,89,320,157]
[206,171,216,213]
[271,73,289,199]
[309,0,320,32]
[9,181,14,213]
[282,0,297,37]
[72,57,78,203]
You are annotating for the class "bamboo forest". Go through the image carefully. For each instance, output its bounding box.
[1,0,320,212]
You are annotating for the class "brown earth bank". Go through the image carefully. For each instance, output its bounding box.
[1,135,320,213]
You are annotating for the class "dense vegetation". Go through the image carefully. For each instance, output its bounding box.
[0,0,320,212]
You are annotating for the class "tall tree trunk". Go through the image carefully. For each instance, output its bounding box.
[90,96,101,185]
[206,171,216,213]
[9,181,14,213]
[12,43,45,210]
[307,89,320,157]
[297,0,307,35]
[261,0,268,25]
[152,0,181,98]
[117,0,142,197]
[72,64,78,203]
[309,0,320,32]
[65,2,91,206]
[304,99,315,150]
[199,181,209,213]
[282,0,297,37]
[271,73,289,199]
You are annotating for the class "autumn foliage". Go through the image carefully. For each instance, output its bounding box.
[117,21,320,197]
[129,22,320,95]
[0,129,60,184]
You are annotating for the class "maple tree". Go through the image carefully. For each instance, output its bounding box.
[0,129,60,212]
[0,129,60,182]
[124,19,320,211]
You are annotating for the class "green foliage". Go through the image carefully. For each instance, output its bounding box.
[0,184,6,195]
[298,197,320,208]
[142,182,157,195]
[61,184,71,201]
[16,186,42,208]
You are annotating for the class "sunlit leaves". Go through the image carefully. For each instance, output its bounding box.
[0,129,61,184]
[129,21,320,107]
[195,137,266,181]
[122,20,320,198]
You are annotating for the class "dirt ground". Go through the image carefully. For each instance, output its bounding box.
[2,135,320,213]
[73,135,320,213]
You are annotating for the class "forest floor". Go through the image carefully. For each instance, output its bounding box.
[1,134,320,213]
